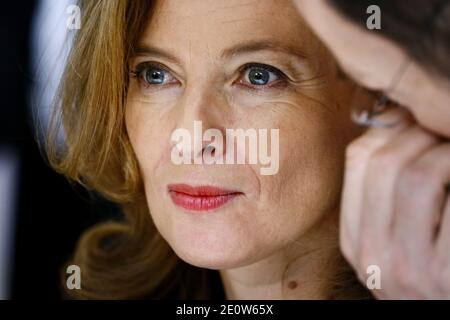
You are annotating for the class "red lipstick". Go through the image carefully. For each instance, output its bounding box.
[168,184,242,212]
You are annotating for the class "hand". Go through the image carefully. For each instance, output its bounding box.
[340,107,450,299]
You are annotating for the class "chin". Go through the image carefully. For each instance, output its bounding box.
[176,251,258,270]
[168,232,261,270]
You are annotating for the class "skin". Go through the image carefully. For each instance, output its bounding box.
[294,0,450,298]
[125,0,368,299]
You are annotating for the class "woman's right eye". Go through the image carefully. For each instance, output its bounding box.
[132,63,178,88]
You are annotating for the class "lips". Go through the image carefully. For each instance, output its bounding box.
[167,184,243,212]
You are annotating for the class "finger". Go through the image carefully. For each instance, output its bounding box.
[423,145,450,263]
[438,188,450,250]
[340,107,413,263]
[388,141,448,298]
[350,126,437,297]
[394,142,450,257]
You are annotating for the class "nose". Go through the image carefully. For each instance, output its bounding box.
[172,83,229,164]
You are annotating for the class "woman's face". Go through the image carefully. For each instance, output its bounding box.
[125,0,360,269]
[294,0,450,138]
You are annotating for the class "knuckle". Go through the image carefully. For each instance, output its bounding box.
[401,164,439,194]
[401,165,428,189]
[368,146,399,172]
[345,138,372,164]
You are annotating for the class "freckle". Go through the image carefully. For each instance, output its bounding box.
[287,280,298,290]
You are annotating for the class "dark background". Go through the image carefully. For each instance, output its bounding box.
[1,2,117,299]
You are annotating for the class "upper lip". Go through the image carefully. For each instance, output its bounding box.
[167,184,243,197]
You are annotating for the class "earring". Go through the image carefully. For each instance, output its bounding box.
[351,94,401,128]
[203,144,215,154]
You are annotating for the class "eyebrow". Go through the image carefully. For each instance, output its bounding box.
[134,45,180,64]
[221,40,309,60]
[133,40,309,63]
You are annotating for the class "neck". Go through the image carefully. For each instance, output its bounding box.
[219,211,340,300]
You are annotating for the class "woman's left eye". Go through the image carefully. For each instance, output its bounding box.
[237,64,286,88]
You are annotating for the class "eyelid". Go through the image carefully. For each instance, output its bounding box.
[238,63,288,79]
[233,63,291,90]
[130,61,182,84]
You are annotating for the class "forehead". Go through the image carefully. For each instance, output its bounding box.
[139,0,318,58]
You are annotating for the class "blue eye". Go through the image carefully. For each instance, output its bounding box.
[240,64,285,87]
[132,62,177,87]
[248,67,270,85]
[144,67,166,84]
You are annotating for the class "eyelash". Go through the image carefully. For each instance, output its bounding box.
[130,62,289,92]
[235,63,288,89]
[130,62,178,90]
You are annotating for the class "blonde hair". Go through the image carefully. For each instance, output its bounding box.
[45,0,371,299]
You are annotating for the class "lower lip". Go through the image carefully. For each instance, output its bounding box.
[168,188,240,212]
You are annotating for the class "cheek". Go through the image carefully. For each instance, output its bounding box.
[125,100,168,184]
[257,99,347,222]
[287,124,343,198]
